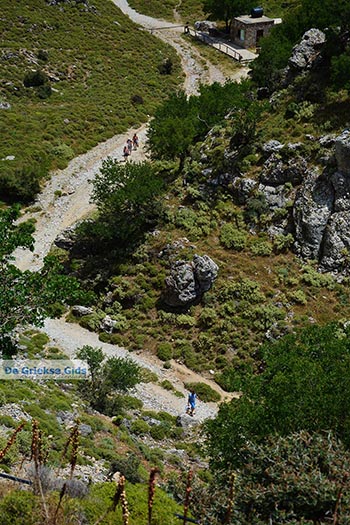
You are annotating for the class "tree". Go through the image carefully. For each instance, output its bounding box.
[202,0,255,33]
[91,159,165,243]
[205,323,350,470]
[211,432,350,524]
[75,348,142,415]
[0,206,91,352]
[147,91,196,168]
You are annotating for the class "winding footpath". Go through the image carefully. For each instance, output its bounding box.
[14,0,243,418]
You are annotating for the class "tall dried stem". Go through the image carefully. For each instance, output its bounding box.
[119,475,130,525]
[224,472,235,524]
[0,422,25,462]
[148,467,159,525]
[183,469,193,525]
[30,419,49,520]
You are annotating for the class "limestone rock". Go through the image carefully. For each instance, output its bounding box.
[293,170,334,259]
[230,176,257,204]
[335,130,350,176]
[262,140,284,155]
[258,184,289,210]
[54,225,77,250]
[193,254,218,293]
[164,261,197,307]
[176,414,198,430]
[320,212,350,273]
[288,29,326,71]
[100,315,117,333]
[260,154,307,187]
[72,305,94,317]
[164,255,218,307]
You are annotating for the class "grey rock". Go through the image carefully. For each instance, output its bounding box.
[335,130,350,175]
[320,211,350,273]
[231,176,257,204]
[0,101,11,110]
[258,184,288,209]
[331,171,350,212]
[79,424,92,436]
[260,154,307,186]
[164,255,218,307]
[72,305,94,317]
[176,414,198,430]
[293,170,334,259]
[288,29,326,71]
[262,140,284,155]
[194,20,217,32]
[193,254,218,293]
[164,261,197,307]
[100,315,117,333]
[54,225,77,250]
[319,134,336,148]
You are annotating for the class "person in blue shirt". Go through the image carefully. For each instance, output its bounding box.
[187,390,196,416]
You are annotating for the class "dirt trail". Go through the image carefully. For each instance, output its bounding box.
[14,0,244,419]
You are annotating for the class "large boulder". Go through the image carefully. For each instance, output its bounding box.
[260,154,307,187]
[230,176,257,204]
[287,29,326,72]
[164,255,218,307]
[320,212,350,274]
[258,183,289,210]
[164,261,197,307]
[293,170,334,259]
[193,254,218,293]
[335,130,350,176]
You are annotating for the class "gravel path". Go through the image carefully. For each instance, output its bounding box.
[14,0,243,420]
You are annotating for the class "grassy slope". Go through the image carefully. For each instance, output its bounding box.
[71,88,350,384]
[128,0,204,23]
[0,0,182,200]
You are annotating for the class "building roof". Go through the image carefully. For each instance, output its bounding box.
[233,15,275,25]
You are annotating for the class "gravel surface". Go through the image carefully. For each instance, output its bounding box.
[13,0,242,421]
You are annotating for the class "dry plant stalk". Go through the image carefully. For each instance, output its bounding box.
[93,477,123,525]
[224,472,235,524]
[30,419,49,520]
[52,482,67,525]
[0,422,25,462]
[119,475,130,525]
[183,469,193,525]
[69,425,80,479]
[148,467,159,525]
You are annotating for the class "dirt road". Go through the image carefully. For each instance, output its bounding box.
[14,0,243,418]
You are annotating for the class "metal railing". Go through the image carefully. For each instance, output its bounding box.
[188,28,244,62]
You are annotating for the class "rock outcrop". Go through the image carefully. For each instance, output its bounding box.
[164,254,218,307]
[284,28,326,82]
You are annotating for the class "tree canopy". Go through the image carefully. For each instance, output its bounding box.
[202,0,255,33]
[205,323,350,470]
[0,206,90,352]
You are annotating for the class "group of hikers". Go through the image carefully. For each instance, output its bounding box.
[122,133,139,161]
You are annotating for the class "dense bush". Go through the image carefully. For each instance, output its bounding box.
[157,342,173,361]
[185,382,221,402]
[23,70,48,87]
[206,322,350,469]
[220,224,247,250]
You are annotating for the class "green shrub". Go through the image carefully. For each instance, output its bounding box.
[184,382,221,402]
[157,342,173,361]
[109,453,144,483]
[130,419,150,435]
[0,490,36,525]
[250,239,273,256]
[23,69,48,87]
[220,224,247,250]
[288,289,307,305]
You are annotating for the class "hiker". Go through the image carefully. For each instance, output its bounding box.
[132,133,139,149]
[127,138,133,155]
[123,145,130,161]
[187,390,196,417]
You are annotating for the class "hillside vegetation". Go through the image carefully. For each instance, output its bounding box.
[0,0,182,201]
